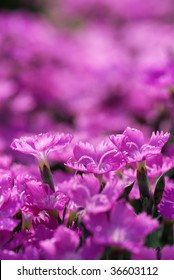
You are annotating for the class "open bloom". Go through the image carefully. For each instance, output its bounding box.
[10,132,73,192]
[10,132,73,164]
[60,173,125,213]
[66,140,124,174]
[23,179,69,211]
[84,201,158,253]
[110,127,170,164]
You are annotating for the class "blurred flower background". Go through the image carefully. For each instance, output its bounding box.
[1,0,174,260]
[1,0,174,152]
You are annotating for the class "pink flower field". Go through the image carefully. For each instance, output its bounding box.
[1,0,174,260]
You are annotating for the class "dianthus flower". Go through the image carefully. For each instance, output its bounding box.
[10,132,73,164]
[59,173,100,210]
[132,247,157,260]
[40,226,79,259]
[24,179,69,211]
[110,127,170,164]
[0,246,40,260]
[77,238,104,260]
[60,173,125,214]
[161,246,174,260]
[10,132,73,191]
[84,201,158,253]
[0,155,13,169]
[110,127,170,204]
[0,175,23,231]
[66,140,123,174]
[133,245,174,260]
[146,154,173,178]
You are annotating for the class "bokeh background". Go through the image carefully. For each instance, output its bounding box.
[1,0,174,158]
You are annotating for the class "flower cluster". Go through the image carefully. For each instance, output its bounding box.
[0,127,173,260]
[1,0,174,260]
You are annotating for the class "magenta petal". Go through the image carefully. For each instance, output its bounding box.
[73,142,96,161]
[0,218,19,231]
[10,132,73,159]
[84,201,158,253]
[149,131,170,148]
[40,226,79,259]
[86,194,111,214]
[162,246,174,260]
[69,185,90,208]
[158,187,174,220]
[123,127,145,147]
[78,238,104,260]
[132,247,156,260]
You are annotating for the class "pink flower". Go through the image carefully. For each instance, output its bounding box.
[146,154,173,178]
[40,226,80,259]
[161,246,174,260]
[0,175,23,231]
[132,247,156,260]
[66,140,123,174]
[24,179,69,211]
[60,173,124,213]
[84,201,159,253]
[10,132,73,163]
[158,180,174,220]
[110,127,170,164]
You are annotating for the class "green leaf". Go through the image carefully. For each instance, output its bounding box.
[118,181,134,201]
[160,219,174,246]
[130,199,142,214]
[145,228,162,248]
[154,167,174,205]
[165,167,174,179]
[153,174,165,205]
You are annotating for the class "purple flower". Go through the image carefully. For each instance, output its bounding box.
[132,247,156,260]
[132,245,174,261]
[110,127,170,164]
[161,246,174,260]
[40,226,80,259]
[60,173,125,214]
[84,201,158,253]
[0,219,19,232]
[158,181,174,220]
[0,231,12,248]
[66,140,123,174]
[0,175,23,231]
[24,179,69,211]
[77,238,104,260]
[0,155,12,169]
[10,132,73,192]
[10,132,73,164]
[85,177,126,214]
[0,246,40,260]
[132,245,174,260]
[0,250,20,260]
[146,154,173,178]
[59,173,100,210]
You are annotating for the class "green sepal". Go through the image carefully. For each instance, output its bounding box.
[118,181,134,201]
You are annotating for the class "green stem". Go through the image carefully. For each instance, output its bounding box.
[39,160,55,192]
[136,161,153,214]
